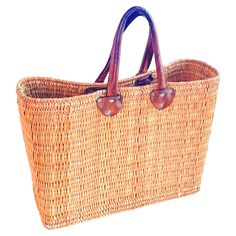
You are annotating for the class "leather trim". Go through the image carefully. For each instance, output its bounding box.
[96,95,123,116]
[150,88,176,110]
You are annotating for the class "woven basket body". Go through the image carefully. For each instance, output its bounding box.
[17,59,219,228]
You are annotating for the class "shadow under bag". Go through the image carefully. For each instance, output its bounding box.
[16,6,219,229]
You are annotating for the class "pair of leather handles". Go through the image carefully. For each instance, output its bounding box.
[95,6,175,116]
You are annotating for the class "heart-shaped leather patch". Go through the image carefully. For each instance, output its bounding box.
[96,95,123,116]
[150,88,176,110]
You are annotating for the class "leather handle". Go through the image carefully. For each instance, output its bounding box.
[96,6,175,116]
[95,12,153,83]
[108,6,166,96]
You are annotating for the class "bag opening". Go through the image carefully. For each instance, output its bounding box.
[17,59,219,100]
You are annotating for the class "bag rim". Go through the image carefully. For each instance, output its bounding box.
[16,59,219,105]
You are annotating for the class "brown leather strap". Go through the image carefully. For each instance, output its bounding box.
[96,6,175,116]
[95,11,153,83]
[107,6,166,96]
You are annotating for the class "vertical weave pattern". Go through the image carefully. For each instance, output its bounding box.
[17,59,219,229]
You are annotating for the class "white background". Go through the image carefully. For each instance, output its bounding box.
[0,0,235,235]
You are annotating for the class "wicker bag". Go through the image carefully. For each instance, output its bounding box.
[16,6,219,229]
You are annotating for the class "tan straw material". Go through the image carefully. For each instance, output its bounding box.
[17,59,219,229]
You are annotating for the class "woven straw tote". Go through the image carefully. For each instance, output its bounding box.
[16,6,219,229]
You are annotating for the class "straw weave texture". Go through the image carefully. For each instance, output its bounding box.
[17,59,219,229]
